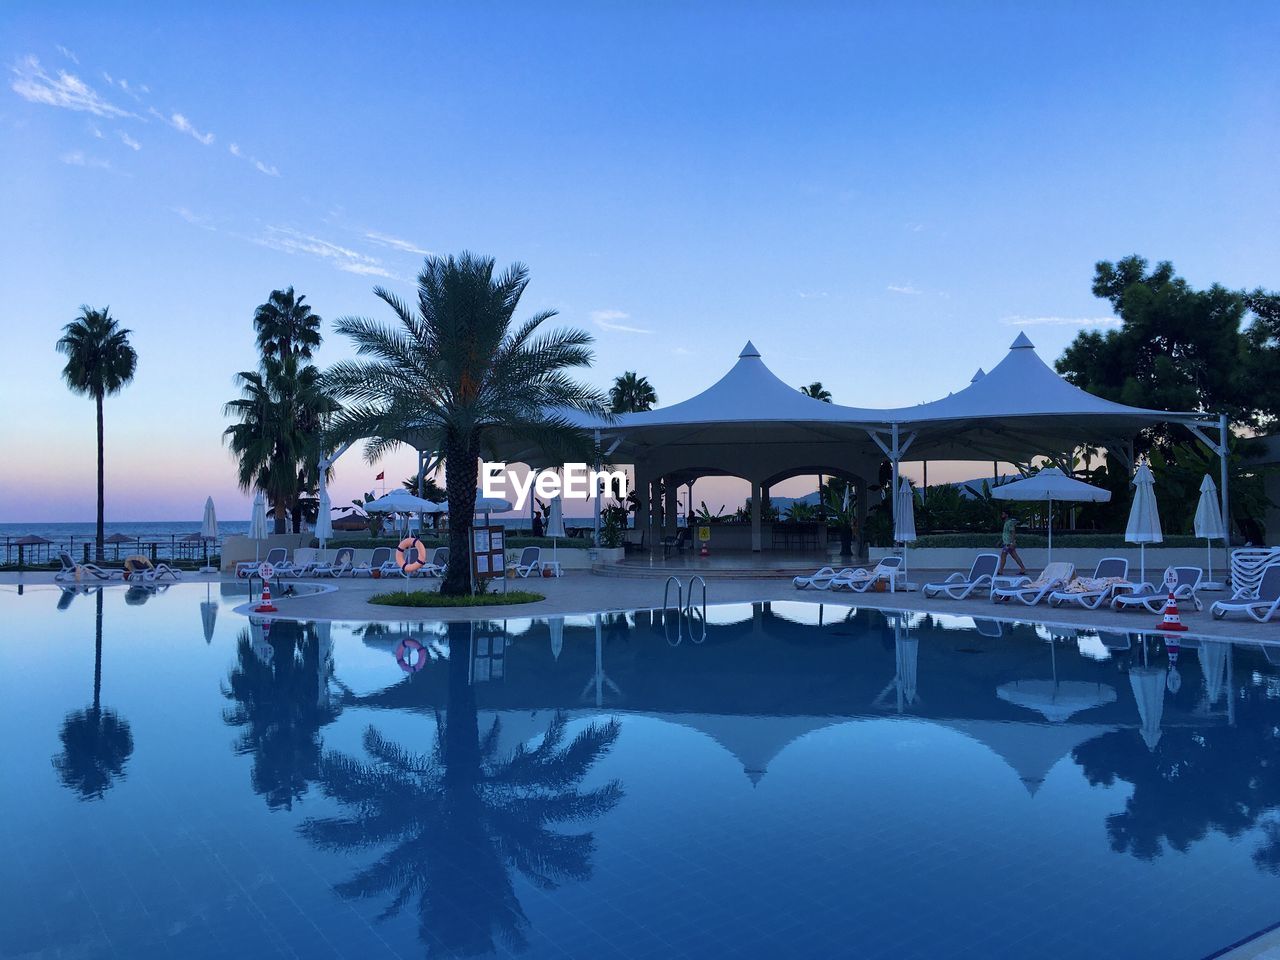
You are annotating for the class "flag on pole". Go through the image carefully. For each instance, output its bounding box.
[375,471,385,480]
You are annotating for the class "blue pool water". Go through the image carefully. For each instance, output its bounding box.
[3,583,1279,959]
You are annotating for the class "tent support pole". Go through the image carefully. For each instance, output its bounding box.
[1219,413,1230,546]
[592,429,602,547]
[891,423,900,554]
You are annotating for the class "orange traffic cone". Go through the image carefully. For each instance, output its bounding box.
[700,541,709,558]
[256,579,277,613]
[1155,590,1187,632]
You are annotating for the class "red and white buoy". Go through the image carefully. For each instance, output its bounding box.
[256,560,277,613]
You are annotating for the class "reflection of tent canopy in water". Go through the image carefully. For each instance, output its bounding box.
[940,720,1118,795]
[662,713,845,786]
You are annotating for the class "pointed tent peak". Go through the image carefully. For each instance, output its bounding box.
[739,340,761,359]
[1010,331,1035,350]
[970,368,986,383]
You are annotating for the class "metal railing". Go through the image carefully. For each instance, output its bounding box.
[1,534,221,567]
[661,575,708,645]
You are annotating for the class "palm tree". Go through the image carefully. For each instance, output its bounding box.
[224,354,337,533]
[800,381,832,402]
[53,589,134,799]
[300,625,621,956]
[609,371,657,413]
[254,286,322,360]
[56,306,137,561]
[223,620,340,810]
[326,252,606,595]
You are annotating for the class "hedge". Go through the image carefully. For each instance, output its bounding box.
[909,533,1207,549]
[324,535,590,550]
[368,590,545,608]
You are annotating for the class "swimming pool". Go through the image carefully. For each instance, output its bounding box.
[3,582,1279,959]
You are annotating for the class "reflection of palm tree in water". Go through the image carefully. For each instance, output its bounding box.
[301,623,622,958]
[223,619,339,810]
[53,589,134,799]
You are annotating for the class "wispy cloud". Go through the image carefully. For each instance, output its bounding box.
[797,290,829,300]
[887,284,922,295]
[1001,315,1122,328]
[55,45,79,65]
[61,150,110,170]
[170,206,215,231]
[11,56,134,118]
[228,141,279,176]
[672,346,694,356]
[256,226,394,278]
[117,130,140,151]
[590,309,651,334]
[88,122,104,139]
[168,111,214,145]
[365,230,431,255]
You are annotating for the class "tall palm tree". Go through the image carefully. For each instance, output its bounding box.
[56,307,137,561]
[53,589,134,799]
[224,355,336,533]
[800,381,832,402]
[300,626,621,956]
[254,286,322,360]
[609,371,658,413]
[326,252,606,595]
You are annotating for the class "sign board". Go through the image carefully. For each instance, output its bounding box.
[697,525,711,542]
[471,524,506,579]
[258,561,275,581]
[1164,568,1178,591]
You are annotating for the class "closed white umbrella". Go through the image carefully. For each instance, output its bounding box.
[200,496,218,573]
[249,491,268,560]
[893,478,916,574]
[200,589,217,644]
[1125,461,1162,586]
[315,484,333,550]
[1193,474,1226,589]
[546,492,565,572]
[992,467,1111,564]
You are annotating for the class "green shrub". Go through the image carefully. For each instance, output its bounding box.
[910,533,1205,549]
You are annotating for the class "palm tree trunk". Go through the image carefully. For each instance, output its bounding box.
[95,391,105,562]
[93,588,104,712]
[442,435,480,596]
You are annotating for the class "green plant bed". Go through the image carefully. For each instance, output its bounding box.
[910,533,1206,549]
[368,589,546,608]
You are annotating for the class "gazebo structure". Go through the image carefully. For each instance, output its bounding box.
[321,332,1232,558]
[535,333,1230,553]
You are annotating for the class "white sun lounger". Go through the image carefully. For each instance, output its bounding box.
[54,550,124,582]
[137,562,183,583]
[923,553,999,600]
[353,547,392,577]
[990,561,1075,606]
[420,547,448,578]
[313,547,354,578]
[793,566,857,590]
[513,547,543,578]
[831,557,904,592]
[1112,566,1204,613]
[1212,563,1280,623]
[1048,557,1130,610]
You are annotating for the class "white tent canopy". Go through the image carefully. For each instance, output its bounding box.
[393,333,1231,550]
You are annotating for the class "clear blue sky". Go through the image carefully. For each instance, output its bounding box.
[2,2,1277,521]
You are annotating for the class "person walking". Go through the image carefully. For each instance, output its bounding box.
[997,509,1027,576]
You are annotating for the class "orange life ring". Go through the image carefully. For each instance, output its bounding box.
[395,637,427,672]
[397,537,426,574]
